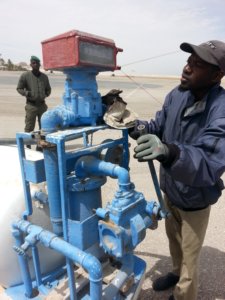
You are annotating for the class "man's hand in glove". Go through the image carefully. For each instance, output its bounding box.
[134,134,169,162]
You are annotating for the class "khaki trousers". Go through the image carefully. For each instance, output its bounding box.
[165,195,210,300]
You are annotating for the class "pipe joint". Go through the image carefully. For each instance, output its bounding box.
[41,105,76,134]
[75,155,131,188]
[82,253,102,282]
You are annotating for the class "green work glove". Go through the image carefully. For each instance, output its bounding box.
[134,134,169,162]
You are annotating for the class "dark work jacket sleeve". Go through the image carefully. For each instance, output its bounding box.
[16,73,29,97]
[45,76,51,97]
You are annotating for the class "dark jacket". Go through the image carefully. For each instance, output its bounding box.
[139,83,225,210]
[17,71,51,104]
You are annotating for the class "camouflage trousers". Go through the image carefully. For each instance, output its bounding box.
[24,102,48,132]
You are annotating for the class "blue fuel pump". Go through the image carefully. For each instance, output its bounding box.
[8,30,167,300]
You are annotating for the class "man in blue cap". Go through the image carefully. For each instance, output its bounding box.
[17,55,51,143]
[129,40,225,300]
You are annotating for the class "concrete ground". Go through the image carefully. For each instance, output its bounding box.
[0,71,225,300]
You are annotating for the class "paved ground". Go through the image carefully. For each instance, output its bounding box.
[0,71,225,300]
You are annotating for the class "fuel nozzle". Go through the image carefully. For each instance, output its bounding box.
[137,124,148,135]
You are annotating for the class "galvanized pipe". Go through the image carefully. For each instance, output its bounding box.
[0,138,35,145]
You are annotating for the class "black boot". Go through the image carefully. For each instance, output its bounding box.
[153,272,179,291]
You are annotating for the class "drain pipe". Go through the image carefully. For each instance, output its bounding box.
[75,156,131,192]
[13,219,103,300]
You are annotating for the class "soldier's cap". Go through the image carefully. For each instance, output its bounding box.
[180,40,225,73]
[30,55,40,63]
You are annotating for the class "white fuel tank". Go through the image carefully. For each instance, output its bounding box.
[0,146,65,288]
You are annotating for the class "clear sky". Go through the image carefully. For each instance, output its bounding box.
[1,0,225,76]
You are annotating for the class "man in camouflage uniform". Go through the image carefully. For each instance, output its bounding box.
[17,56,51,133]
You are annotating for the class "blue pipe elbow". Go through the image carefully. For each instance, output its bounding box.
[41,105,76,134]
[82,253,102,282]
[75,156,130,189]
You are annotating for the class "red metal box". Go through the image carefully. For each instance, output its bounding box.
[41,30,122,71]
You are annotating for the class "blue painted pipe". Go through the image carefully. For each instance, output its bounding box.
[41,105,76,134]
[16,135,33,218]
[31,246,42,286]
[13,220,103,300]
[43,148,63,235]
[75,156,131,191]
[12,228,33,298]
